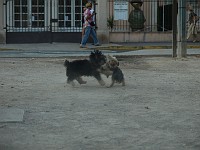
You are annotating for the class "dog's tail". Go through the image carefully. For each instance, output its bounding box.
[64,59,70,68]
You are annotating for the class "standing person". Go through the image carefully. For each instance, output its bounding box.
[187,6,199,42]
[80,2,100,48]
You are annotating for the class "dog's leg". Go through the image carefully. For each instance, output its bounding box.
[108,79,115,87]
[122,79,125,86]
[98,79,106,86]
[67,77,75,87]
[94,72,105,86]
[76,77,87,84]
[67,80,75,87]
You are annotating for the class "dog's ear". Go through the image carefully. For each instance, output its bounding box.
[64,59,70,67]
[90,51,94,56]
[94,50,102,55]
[112,56,118,62]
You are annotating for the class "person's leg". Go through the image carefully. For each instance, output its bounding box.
[193,34,197,42]
[90,28,100,45]
[81,27,91,47]
[80,28,85,45]
[82,28,85,37]
[193,25,198,42]
[187,23,193,40]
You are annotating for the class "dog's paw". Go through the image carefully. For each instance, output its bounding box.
[101,83,106,86]
[98,80,105,86]
[67,81,75,87]
[80,81,87,84]
[122,80,125,86]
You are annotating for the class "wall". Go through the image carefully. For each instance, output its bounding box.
[0,1,6,43]
[109,32,172,43]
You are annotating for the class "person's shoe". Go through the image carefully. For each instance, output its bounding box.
[80,45,87,48]
[94,43,101,46]
[193,40,197,43]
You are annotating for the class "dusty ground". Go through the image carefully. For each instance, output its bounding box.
[0,56,200,150]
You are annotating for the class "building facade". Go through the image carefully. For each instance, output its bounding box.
[0,0,199,44]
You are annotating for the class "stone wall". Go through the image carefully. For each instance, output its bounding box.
[109,32,172,43]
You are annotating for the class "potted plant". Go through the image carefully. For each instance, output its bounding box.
[107,16,114,31]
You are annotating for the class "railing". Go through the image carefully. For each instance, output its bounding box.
[107,0,200,32]
[5,0,85,33]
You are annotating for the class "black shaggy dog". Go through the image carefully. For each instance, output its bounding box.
[64,50,106,86]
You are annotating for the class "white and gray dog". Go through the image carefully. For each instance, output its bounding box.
[100,55,125,87]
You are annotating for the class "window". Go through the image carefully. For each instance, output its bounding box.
[165,0,172,5]
[58,0,71,27]
[8,0,83,32]
[58,0,82,28]
[14,0,45,28]
[75,0,82,27]
[14,0,28,27]
[32,0,45,27]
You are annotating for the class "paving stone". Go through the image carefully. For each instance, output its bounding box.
[0,108,24,122]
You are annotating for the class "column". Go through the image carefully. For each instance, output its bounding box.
[95,0,109,43]
[27,0,32,30]
[151,1,158,32]
[177,0,187,57]
[0,0,6,43]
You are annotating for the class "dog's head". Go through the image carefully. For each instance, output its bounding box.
[89,50,106,67]
[106,55,119,68]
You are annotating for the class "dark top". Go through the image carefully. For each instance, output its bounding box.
[189,11,198,24]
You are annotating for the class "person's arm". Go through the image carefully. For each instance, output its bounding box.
[85,9,94,20]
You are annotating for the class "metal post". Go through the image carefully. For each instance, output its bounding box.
[177,0,187,57]
[172,0,177,57]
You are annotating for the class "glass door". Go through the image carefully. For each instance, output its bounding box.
[7,0,84,33]
[57,0,83,32]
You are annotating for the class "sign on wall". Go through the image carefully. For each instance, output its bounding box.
[114,0,128,20]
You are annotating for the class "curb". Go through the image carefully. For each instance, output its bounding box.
[94,45,200,51]
[0,48,16,51]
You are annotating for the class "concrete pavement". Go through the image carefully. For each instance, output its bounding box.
[1,56,200,149]
[0,42,200,149]
[0,42,200,57]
